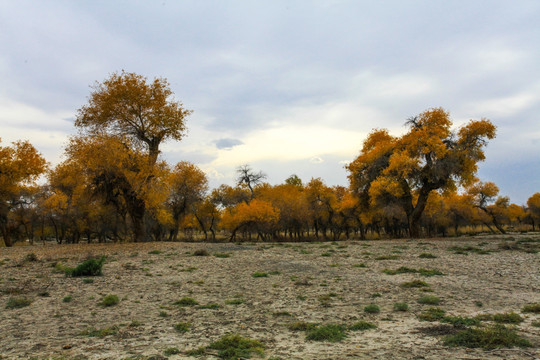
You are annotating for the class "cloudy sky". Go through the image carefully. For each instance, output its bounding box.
[1,1,539,204]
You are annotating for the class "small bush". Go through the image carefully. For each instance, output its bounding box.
[306,324,347,342]
[252,272,268,278]
[418,268,443,277]
[353,263,367,268]
[68,256,106,277]
[393,302,409,312]
[25,253,38,262]
[198,303,221,310]
[492,312,523,324]
[522,303,540,313]
[441,316,480,327]
[80,326,118,337]
[419,253,437,258]
[287,321,318,331]
[349,321,377,331]
[417,295,441,305]
[148,250,161,255]
[382,266,416,275]
[401,280,429,288]
[225,298,244,305]
[418,307,446,321]
[208,334,265,360]
[63,295,73,303]
[83,278,94,284]
[174,296,199,306]
[193,249,210,256]
[375,255,400,260]
[364,304,380,314]
[214,252,230,258]
[173,321,191,333]
[444,324,531,349]
[164,347,180,355]
[6,297,32,309]
[100,294,119,307]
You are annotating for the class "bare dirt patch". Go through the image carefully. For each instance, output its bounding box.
[1,234,539,359]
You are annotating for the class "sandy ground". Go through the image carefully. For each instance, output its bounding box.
[0,234,539,360]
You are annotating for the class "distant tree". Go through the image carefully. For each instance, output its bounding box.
[527,192,540,231]
[347,108,496,238]
[284,174,303,187]
[0,139,47,246]
[467,181,507,234]
[236,164,266,199]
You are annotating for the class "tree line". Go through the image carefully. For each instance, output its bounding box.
[1,72,539,246]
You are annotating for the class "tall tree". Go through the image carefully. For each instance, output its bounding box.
[0,140,47,246]
[347,108,496,238]
[71,71,191,242]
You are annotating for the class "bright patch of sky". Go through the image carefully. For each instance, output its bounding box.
[1,0,539,203]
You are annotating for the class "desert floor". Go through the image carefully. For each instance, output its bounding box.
[1,234,539,360]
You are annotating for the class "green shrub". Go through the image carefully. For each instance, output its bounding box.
[198,303,221,310]
[349,321,377,331]
[418,307,446,321]
[419,253,437,258]
[252,272,268,278]
[173,321,191,333]
[417,295,441,305]
[214,252,230,258]
[82,278,94,284]
[208,334,264,359]
[225,298,244,305]
[100,294,119,307]
[306,324,347,342]
[174,296,199,306]
[68,256,106,277]
[63,295,73,303]
[164,347,180,355]
[441,316,480,327]
[193,249,210,256]
[393,302,409,311]
[401,280,429,288]
[148,250,161,255]
[492,312,523,324]
[287,321,318,331]
[382,266,416,275]
[364,304,380,314]
[444,324,531,349]
[418,268,443,276]
[6,297,32,309]
[25,253,38,262]
[522,303,540,313]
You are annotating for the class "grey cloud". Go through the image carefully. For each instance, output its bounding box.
[214,138,244,150]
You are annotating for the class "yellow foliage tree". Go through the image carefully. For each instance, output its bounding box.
[347,108,496,238]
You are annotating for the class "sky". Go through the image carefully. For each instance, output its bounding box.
[1,0,539,204]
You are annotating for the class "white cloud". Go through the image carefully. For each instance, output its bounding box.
[310,156,324,164]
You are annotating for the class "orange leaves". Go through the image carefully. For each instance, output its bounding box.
[221,199,280,232]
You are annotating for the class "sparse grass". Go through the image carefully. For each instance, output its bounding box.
[273,311,292,317]
[208,334,265,359]
[321,252,331,257]
[225,298,244,305]
[252,272,268,278]
[419,253,437,258]
[82,278,94,284]
[193,249,210,256]
[159,311,169,317]
[25,253,38,262]
[364,304,380,314]
[393,302,409,311]
[353,263,367,268]
[522,303,540,313]
[492,312,523,324]
[68,256,106,277]
[441,316,480,327]
[6,297,32,309]
[173,321,191,333]
[401,280,429,288]
[448,246,490,255]
[100,294,119,307]
[164,347,180,356]
[198,303,221,310]
[444,324,531,349]
[382,267,443,276]
[174,296,199,306]
[349,321,377,331]
[80,326,118,337]
[532,321,540,328]
[375,255,400,260]
[214,252,231,258]
[417,295,441,305]
[62,295,73,303]
[418,307,446,321]
[306,324,347,342]
[148,250,161,255]
[287,321,318,331]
